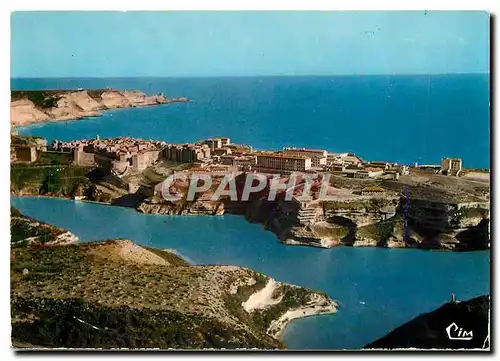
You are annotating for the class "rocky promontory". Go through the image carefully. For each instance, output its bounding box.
[10,89,188,127]
[10,135,490,252]
[134,193,489,251]
[269,196,490,251]
[11,234,337,349]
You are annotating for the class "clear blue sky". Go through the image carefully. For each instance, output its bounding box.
[11,11,490,77]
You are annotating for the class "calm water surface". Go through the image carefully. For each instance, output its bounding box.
[13,75,490,169]
[11,196,490,349]
[11,75,490,348]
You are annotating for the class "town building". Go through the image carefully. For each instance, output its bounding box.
[11,137,47,163]
[212,147,232,157]
[343,165,383,179]
[202,137,231,150]
[131,151,162,172]
[164,144,211,163]
[13,146,38,162]
[283,147,327,167]
[53,137,165,172]
[351,171,369,179]
[365,161,392,170]
[219,154,257,170]
[339,153,363,165]
[383,170,400,180]
[342,164,363,177]
[362,167,385,178]
[255,152,312,172]
[441,157,463,176]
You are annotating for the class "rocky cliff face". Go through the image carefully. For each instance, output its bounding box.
[11,90,188,127]
[133,192,489,252]
[259,196,489,251]
[10,99,51,125]
[137,199,224,216]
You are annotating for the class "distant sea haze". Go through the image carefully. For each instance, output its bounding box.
[12,74,490,169]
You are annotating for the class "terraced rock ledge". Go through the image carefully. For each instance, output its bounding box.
[11,89,188,128]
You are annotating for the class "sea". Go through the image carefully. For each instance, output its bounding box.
[11,75,491,349]
[12,75,490,169]
[11,196,490,350]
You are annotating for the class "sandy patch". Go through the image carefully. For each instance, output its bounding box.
[267,293,338,339]
[242,278,283,312]
[464,172,490,181]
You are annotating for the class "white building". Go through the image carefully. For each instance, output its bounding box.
[441,158,463,176]
[256,152,312,172]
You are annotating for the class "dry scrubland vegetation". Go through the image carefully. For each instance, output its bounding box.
[327,171,489,204]
[10,209,333,349]
[10,206,71,247]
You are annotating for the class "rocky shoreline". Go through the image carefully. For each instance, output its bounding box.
[10,127,490,253]
[266,292,338,339]
[10,89,188,128]
[10,206,79,247]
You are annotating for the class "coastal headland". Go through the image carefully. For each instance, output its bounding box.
[9,88,490,252]
[10,207,337,349]
[10,131,490,252]
[10,89,188,128]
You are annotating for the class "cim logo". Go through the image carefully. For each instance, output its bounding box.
[446,322,473,341]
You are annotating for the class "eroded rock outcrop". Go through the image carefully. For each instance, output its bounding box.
[133,191,489,252]
[137,199,224,216]
[262,195,489,251]
[10,90,188,127]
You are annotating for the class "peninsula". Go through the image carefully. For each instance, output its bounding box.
[10,89,188,128]
[10,207,337,349]
[10,134,490,252]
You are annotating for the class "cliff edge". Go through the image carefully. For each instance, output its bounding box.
[11,89,188,127]
[10,206,78,247]
[10,214,337,349]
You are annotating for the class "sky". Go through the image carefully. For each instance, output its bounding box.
[11,11,490,77]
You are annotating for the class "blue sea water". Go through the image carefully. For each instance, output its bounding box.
[12,75,490,169]
[11,196,490,350]
[11,75,491,349]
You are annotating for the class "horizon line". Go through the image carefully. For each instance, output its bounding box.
[11,72,491,80]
